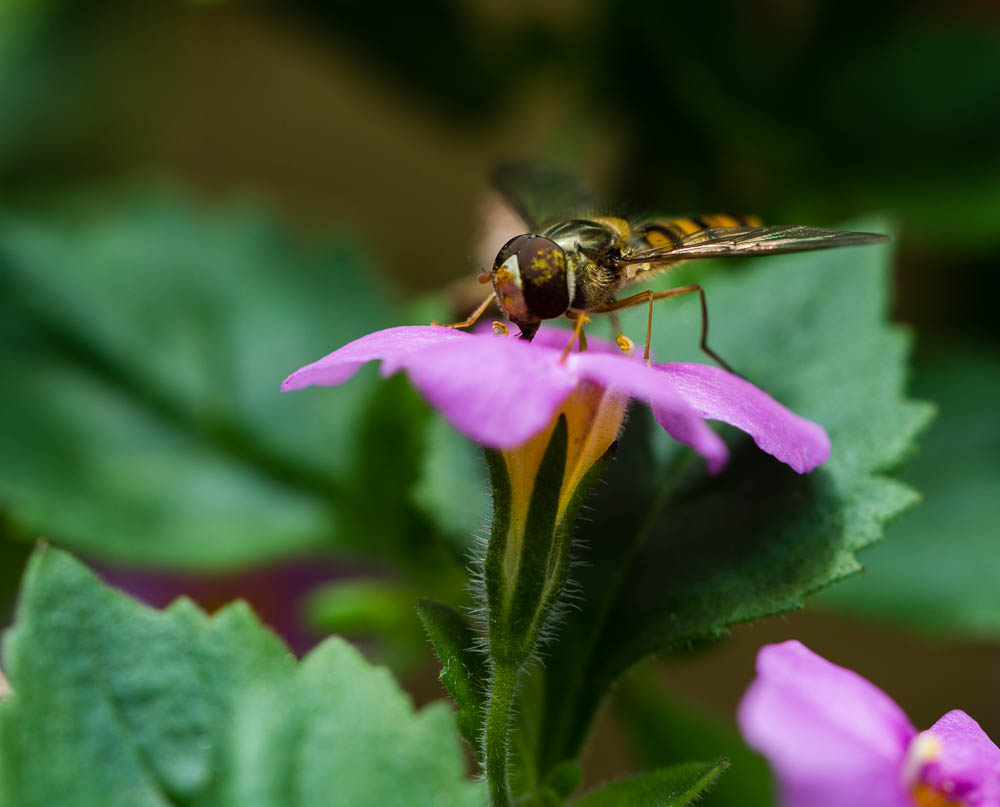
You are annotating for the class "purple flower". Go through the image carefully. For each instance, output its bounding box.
[739,640,1000,807]
[281,326,830,475]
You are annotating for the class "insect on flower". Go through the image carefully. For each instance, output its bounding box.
[435,165,890,370]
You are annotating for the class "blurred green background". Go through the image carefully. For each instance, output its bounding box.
[1,0,998,801]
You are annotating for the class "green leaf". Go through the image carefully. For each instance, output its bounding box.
[412,415,490,549]
[615,670,771,807]
[0,348,335,567]
[0,544,486,807]
[543,759,582,801]
[817,347,1000,636]
[416,599,488,755]
[305,578,427,672]
[528,218,934,774]
[572,760,728,807]
[0,516,33,622]
[0,189,465,574]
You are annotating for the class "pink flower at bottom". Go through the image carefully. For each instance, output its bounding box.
[281,325,830,475]
[739,640,1000,807]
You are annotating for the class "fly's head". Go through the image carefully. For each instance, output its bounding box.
[491,234,572,340]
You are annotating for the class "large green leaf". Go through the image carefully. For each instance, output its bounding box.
[572,760,728,807]
[0,190,467,572]
[0,544,486,807]
[525,219,933,775]
[817,348,1000,636]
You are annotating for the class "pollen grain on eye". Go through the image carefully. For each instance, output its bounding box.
[529,254,556,282]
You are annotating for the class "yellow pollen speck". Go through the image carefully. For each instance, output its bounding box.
[911,784,963,807]
[492,321,509,337]
[616,332,635,357]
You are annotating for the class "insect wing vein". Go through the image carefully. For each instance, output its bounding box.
[616,225,890,264]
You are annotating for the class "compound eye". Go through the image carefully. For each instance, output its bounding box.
[515,236,569,319]
[493,234,532,271]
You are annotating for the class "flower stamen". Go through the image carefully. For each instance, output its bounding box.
[903,732,966,807]
[492,321,509,337]
[902,732,942,789]
[910,785,963,807]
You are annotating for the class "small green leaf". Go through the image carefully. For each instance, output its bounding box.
[412,415,490,549]
[572,760,728,807]
[543,759,582,800]
[306,578,427,672]
[0,545,486,807]
[416,598,488,754]
[615,670,772,807]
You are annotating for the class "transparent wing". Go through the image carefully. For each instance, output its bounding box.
[617,224,890,264]
[491,162,600,232]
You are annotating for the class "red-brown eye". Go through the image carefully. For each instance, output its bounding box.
[493,234,532,271]
[515,237,569,319]
[491,234,570,338]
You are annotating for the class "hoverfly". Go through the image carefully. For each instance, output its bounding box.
[435,165,889,370]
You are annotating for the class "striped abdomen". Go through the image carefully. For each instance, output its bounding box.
[634,214,763,250]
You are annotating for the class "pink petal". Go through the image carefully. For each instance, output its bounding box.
[282,326,578,450]
[402,335,578,450]
[528,325,623,355]
[738,640,916,807]
[567,351,729,474]
[922,710,1000,806]
[654,363,831,473]
[281,325,830,474]
[280,326,467,391]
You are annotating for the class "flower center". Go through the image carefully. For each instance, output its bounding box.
[903,733,966,807]
[911,785,963,807]
[497,380,627,578]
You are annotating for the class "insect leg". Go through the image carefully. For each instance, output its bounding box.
[430,293,495,330]
[565,310,589,352]
[590,285,736,373]
[560,311,590,363]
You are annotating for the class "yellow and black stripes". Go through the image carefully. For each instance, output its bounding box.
[639,214,763,249]
[586,216,633,241]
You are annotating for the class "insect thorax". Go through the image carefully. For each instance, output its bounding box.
[542,218,624,311]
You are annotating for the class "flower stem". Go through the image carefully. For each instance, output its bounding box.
[479,415,615,804]
[484,660,519,807]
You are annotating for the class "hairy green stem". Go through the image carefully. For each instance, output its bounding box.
[484,661,519,807]
[479,417,614,804]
